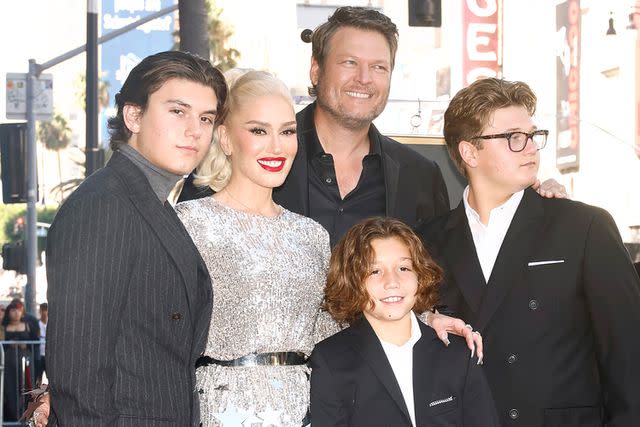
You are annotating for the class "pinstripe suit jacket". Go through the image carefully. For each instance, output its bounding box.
[46,151,213,426]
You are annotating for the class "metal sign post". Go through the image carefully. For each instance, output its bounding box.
[9,3,178,315]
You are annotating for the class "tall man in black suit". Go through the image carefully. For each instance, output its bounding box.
[46,51,226,426]
[418,77,640,426]
[272,6,449,247]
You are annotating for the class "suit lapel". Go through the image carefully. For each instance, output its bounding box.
[108,152,204,323]
[349,316,412,424]
[475,188,545,331]
[441,202,486,317]
[412,322,441,412]
[381,142,400,219]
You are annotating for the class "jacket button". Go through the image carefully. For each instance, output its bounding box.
[507,354,517,364]
[528,299,539,310]
[170,312,182,321]
[508,408,519,419]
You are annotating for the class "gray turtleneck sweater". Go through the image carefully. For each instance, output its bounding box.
[118,144,184,203]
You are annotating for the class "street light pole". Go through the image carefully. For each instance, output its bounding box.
[86,0,99,177]
[25,59,38,315]
[19,3,178,315]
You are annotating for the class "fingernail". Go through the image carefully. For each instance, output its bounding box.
[477,354,484,365]
[471,346,475,359]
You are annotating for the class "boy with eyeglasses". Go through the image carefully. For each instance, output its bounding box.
[417,77,640,426]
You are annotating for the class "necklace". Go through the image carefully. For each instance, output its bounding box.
[221,188,280,217]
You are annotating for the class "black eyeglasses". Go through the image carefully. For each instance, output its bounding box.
[471,130,549,152]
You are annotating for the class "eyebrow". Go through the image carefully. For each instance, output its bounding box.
[503,125,538,132]
[245,120,297,127]
[166,99,217,116]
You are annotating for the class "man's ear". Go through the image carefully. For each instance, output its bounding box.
[310,57,320,88]
[123,104,142,134]
[218,125,232,156]
[459,140,479,170]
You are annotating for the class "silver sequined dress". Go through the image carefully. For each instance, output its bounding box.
[176,197,338,427]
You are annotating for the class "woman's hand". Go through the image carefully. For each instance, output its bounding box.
[426,311,483,364]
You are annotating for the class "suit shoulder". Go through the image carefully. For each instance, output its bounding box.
[382,135,441,169]
[418,208,455,242]
[536,192,614,223]
[418,323,472,360]
[313,326,355,356]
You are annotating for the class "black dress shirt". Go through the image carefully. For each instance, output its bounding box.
[306,129,386,247]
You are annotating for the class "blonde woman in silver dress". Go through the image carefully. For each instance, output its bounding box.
[175,70,335,427]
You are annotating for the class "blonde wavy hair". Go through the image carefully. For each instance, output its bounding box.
[194,69,294,191]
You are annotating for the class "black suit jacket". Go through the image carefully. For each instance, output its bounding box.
[46,152,213,426]
[179,103,450,234]
[310,316,499,427]
[418,188,640,427]
[273,103,450,232]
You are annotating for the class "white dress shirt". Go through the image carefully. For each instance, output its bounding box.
[378,312,422,427]
[463,186,524,282]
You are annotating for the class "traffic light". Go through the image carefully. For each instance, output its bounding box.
[408,0,441,27]
[2,242,26,273]
[0,123,28,203]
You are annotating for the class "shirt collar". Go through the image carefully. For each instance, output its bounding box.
[463,186,524,226]
[304,102,382,160]
[379,311,422,350]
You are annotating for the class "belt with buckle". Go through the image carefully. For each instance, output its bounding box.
[196,351,308,368]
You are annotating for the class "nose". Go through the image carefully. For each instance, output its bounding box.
[383,269,400,290]
[355,64,373,84]
[268,134,284,155]
[523,135,539,155]
[185,116,203,139]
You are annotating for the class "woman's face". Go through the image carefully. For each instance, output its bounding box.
[8,308,21,322]
[219,94,298,190]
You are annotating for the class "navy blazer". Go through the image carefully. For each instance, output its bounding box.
[418,188,640,426]
[47,152,213,426]
[310,316,499,426]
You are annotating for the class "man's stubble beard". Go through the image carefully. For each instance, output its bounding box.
[314,73,389,132]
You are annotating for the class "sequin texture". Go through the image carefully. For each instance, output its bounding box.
[176,197,338,426]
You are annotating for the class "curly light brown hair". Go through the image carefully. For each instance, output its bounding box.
[324,217,442,325]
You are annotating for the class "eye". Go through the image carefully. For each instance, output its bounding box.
[200,116,214,125]
[250,127,267,135]
[399,266,413,272]
[373,64,388,72]
[369,269,380,276]
[343,59,357,66]
[170,108,184,115]
[282,128,297,136]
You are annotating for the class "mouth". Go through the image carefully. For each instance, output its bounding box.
[345,90,372,99]
[257,157,286,172]
[521,161,537,167]
[177,145,198,153]
[380,296,404,304]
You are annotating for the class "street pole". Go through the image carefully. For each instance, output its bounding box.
[86,0,99,177]
[25,59,38,315]
[19,3,178,315]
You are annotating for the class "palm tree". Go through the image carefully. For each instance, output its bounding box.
[175,0,240,71]
[36,112,71,202]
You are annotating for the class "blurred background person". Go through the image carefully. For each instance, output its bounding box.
[2,300,39,421]
[36,302,48,385]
